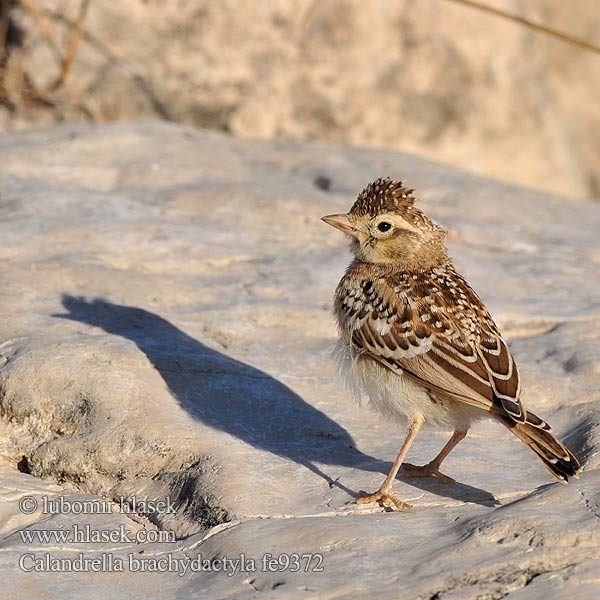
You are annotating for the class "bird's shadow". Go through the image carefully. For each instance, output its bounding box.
[55,295,498,508]
[397,472,499,507]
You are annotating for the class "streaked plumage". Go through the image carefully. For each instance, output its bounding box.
[323,178,580,510]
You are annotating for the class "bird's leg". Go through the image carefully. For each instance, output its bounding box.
[402,429,467,484]
[357,416,424,510]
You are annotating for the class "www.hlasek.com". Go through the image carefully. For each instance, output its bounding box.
[19,524,175,545]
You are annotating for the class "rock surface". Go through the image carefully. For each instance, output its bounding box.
[0,122,599,598]
[4,0,600,198]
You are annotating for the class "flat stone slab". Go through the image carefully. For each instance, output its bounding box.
[0,122,599,598]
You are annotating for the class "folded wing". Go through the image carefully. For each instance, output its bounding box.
[338,271,529,425]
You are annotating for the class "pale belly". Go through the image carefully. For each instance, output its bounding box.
[334,340,485,431]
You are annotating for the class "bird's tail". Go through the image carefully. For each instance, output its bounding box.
[500,410,580,482]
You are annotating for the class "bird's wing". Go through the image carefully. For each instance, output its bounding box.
[338,272,526,423]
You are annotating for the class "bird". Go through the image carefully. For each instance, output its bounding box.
[322,177,580,510]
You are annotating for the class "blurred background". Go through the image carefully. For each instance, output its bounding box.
[1,0,598,199]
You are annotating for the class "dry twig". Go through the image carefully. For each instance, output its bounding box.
[0,0,10,62]
[20,0,61,61]
[47,0,90,91]
[445,0,600,55]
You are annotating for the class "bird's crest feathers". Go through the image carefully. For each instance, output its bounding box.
[350,177,417,217]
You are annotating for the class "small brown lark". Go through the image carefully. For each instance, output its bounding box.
[322,178,580,510]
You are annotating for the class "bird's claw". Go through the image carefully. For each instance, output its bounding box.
[401,462,456,484]
[356,488,413,511]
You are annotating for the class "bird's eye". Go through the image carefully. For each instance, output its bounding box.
[377,221,392,232]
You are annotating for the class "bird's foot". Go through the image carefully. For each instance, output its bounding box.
[401,462,455,484]
[356,487,413,511]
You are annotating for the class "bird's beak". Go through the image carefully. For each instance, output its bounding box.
[321,213,358,237]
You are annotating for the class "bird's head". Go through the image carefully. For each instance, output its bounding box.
[322,178,448,269]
